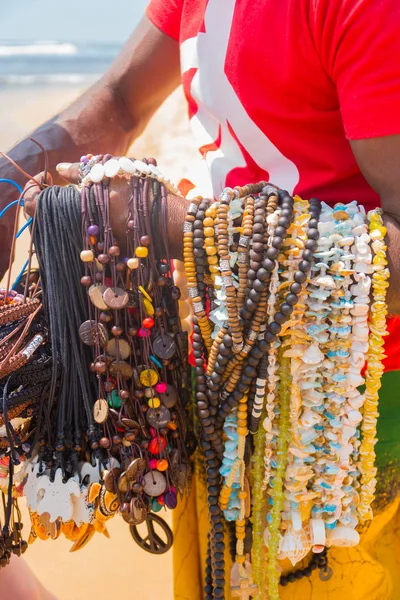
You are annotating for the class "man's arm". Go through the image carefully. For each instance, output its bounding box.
[0,15,180,278]
[350,136,400,314]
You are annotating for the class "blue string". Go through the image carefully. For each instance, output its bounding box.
[16,217,33,239]
[0,178,23,195]
[11,258,29,290]
[0,179,24,219]
[0,179,31,288]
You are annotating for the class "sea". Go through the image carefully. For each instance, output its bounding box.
[0,40,122,87]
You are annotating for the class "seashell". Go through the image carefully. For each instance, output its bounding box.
[283,348,304,358]
[346,372,364,388]
[333,209,349,220]
[350,351,366,369]
[352,324,369,341]
[300,410,321,428]
[346,409,362,424]
[352,212,366,226]
[310,289,331,301]
[315,275,336,289]
[302,344,325,364]
[326,525,360,548]
[354,262,373,274]
[318,221,335,235]
[314,249,337,259]
[355,241,369,255]
[279,524,313,566]
[290,446,312,460]
[338,236,354,247]
[330,233,343,243]
[352,224,368,236]
[350,303,369,316]
[314,262,330,270]
[299,427,319,445]
[341,425,357,440]
[348,394,365,409]
[266,212,279,225]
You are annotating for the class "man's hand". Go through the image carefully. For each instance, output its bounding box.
[23,166,187,260]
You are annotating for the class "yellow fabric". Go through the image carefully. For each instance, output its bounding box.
[172,475,400,600]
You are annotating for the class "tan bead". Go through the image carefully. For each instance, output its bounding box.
[80,250,94,262]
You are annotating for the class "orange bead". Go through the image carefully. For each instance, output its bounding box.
[157,459,168,471]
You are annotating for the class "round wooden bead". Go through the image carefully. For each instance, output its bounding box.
[109,245,120,257]
[97,253,110,264]
[81,275,92,287]
[140,235,151,247]
[80,250,94,262]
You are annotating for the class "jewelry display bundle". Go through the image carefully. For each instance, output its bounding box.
[183,183,388,599]
[0,154,389,600]
[0,155,193,562]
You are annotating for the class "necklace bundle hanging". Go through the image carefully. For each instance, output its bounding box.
[0,155,390,600]
[0,155,193,559]
[183,184,389,599]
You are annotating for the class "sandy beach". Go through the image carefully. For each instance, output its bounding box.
[0,81,199,600]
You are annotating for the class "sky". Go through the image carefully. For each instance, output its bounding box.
[0,0,149,43]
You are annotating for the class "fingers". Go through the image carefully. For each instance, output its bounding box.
[23,171,54,218]
[56,162,80,184]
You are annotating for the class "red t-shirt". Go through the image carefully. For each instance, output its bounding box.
[146,0,400,371]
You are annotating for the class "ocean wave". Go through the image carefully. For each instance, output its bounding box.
[0,42,78,57]
[0,73,99,86]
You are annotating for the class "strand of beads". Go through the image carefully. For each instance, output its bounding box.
[279,197,313,537]
[79,153,181,195]
[265,354,292,600]
[182,182,389,600]
[358,209,389,522]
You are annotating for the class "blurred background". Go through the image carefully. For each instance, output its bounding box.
[0,1,199,598]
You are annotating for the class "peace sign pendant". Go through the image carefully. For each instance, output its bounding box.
[130,513,173,555]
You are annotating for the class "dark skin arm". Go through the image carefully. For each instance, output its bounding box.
[25,135,400,315]
[0,15,181,278]
[350,135,400,314]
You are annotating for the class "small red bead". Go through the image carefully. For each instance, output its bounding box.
[104,380,115,393]
[149,437,166,455]
[81,275,92,287]
[109,245,120,257]
[97,253,110,265]
[142,317,155,329]
[140,235,151,247]
[100,311,112,323]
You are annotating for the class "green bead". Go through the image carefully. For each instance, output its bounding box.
[152,498,162,512]
[108,390,122,409]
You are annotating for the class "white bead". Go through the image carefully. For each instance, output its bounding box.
[127,258,139,270]
[90,163,105,183]
[148,164,157,175]
[104,158,120,178]
[133,160,150,174]
[119,156,135,174]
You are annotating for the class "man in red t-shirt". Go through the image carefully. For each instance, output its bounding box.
[2,1,400,598]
